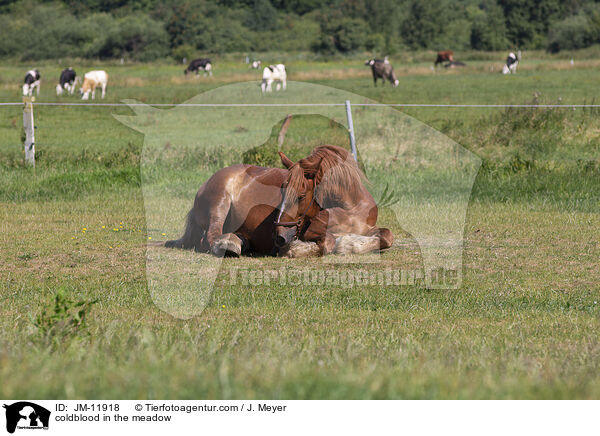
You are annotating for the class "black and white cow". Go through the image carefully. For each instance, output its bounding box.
[23,69,41,96]
[184,58,213,76]
[502,51,520,74]
[261,64,287,92]
[365,58,399,87]
[56,68,77,95]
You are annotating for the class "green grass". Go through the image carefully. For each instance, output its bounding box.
[0,52,599,399]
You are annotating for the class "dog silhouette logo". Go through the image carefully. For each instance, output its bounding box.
[3,402,50,433]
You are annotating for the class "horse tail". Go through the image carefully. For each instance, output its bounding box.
[165,209,206,251]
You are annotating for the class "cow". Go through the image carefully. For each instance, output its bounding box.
[184,58,213,76]
[56,68,77,95]
[261,64,287,92]
[251,60,262,69]
[434,50,454,66]
[22,69,40,96]
[365,59,399,87]
[502,52,519,74]
[80,70,108,100]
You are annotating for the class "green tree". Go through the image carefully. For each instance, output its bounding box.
[498,0,564,48]
[245,0,279,31]
[470,1,508,50]
[313,17,369,53]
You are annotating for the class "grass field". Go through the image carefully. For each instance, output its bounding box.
[0,52,599,399]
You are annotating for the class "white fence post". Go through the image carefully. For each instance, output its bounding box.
[23,96,35,166]
[345,100,358,161]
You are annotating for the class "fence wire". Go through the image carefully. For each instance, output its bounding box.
[1,102,600,108]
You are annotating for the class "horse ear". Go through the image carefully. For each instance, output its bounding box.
[279,151,294,169]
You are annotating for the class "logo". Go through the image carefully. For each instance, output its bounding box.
[3,402,50,434]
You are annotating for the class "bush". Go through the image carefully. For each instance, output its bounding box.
[4,0,600,58]
[245,0,279,32]
[172,44,198,63]
[31,288,97,347]
[0,1,168,60]
[547,14,589,53]
[470,3,509,51]
[365,33,385,52]
[314,17,369,53]
[95,14,170,61]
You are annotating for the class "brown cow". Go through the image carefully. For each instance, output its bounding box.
[434,51,454,66]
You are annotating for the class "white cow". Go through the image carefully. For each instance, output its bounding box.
[80,70,108,100]
[261,64,287,93]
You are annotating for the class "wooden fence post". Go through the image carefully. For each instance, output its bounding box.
[23,96,35,166]
[277,114,293,149]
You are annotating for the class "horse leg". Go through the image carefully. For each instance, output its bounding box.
[333,224,392,253]
[101,83,106,98]
[367,227,393,250]
[203,195,244,257]
[309,208,388,255]
[211,233,243,257]
[301,210,337,255]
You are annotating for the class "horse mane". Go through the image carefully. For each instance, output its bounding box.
[301,145,367,208]
[283,163,307,210]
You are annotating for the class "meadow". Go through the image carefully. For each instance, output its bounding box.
[0,52,599,399]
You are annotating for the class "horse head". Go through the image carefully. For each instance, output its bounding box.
[274,145,364,248]
[273,151,322,248]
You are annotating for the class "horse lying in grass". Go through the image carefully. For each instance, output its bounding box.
[165,145,393,257]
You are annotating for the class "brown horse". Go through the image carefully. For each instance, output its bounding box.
[165,145,393,257]
[274,145,393,256]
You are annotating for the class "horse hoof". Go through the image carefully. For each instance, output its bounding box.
[211,234,242,257]
[279,240,320,258]
[319,234,337,255]
[334,235,380,255]
[164,239,181,249]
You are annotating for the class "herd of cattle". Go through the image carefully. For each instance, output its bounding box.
[21,51,520,98]
[23,68,108,99]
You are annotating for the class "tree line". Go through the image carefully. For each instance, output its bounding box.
[1,0,599,61]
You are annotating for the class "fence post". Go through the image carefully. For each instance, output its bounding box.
[23,96,35,167]
[345,100,357,161]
